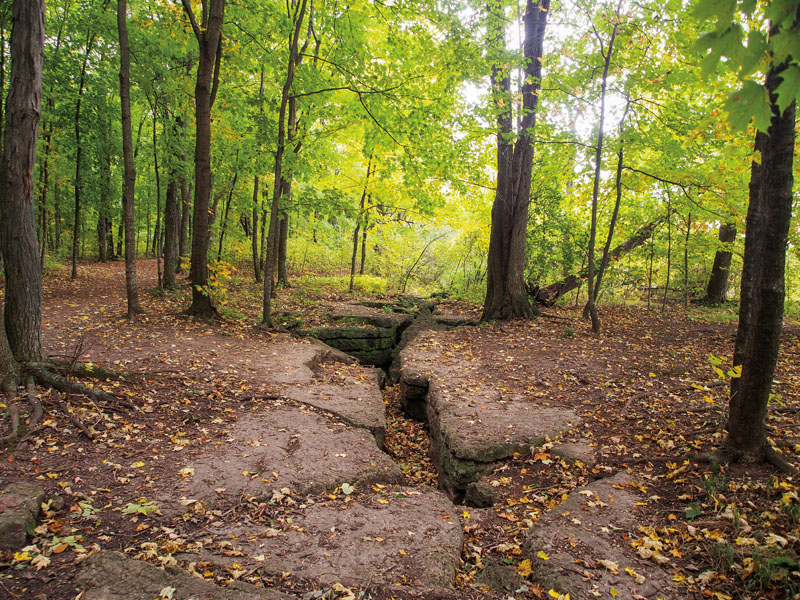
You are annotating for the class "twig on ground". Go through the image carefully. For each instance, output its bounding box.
[53,389,94,440]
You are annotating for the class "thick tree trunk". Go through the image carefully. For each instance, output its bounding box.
[97,216,108,261]
[723,63,796,462]
[54,184,61,250]
[482,0,549,321]
[0,303,18,389]
[162,170,180,288]
[0,0,45,363]
[182,0,225,317]
[704,222,737,304]
[117,0,142,319]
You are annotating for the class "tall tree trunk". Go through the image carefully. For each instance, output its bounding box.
[71,28,95,280]
[251,176,261,282]
[182,0,225,317]
[216,172,237,261]
[97,216,107,261]
[684,212,691,314]
[263,0,308,326]
[349,158,372,293]
[150,106,162,258]
[359,210,368,275]
[277,213,289,286]
[722,62,796,464]
[584,16,619,333]
[0,0,45,363]
[178,178,190,271]
[117,0,142,319]
[704,222,737,304]
[54,184,61,250]
[662,193,672,312]
[107,217,114,259]
[482,0,549,321]
[588,97,629,314]
[162,116,182,288]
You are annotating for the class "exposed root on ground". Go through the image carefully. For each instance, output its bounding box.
[697,443,800,476]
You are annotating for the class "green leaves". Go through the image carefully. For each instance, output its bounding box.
[694,0,800,131]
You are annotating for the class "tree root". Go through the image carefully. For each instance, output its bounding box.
[23,363,136,409]
[26,376,43,430]
[1,403,20,445]
[25,360,127,381]
[695,442,799,476]
[52,389,94,440]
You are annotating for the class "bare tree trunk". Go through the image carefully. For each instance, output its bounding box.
[150,105,162,258]
[216,172,237,261]
[662,193,672,312]
[72,29,96,280]
[349,158,372,293]
[704,222,737,304]
[359,210,368,275]
[178,178,190,270]
[117,0,143,319]
[182,0,225,317]
[0,0,45,363]
[263,0,308,326]
[482,0,549,321]
[684,212,691,315]
[162,117,182,289]
[647,230,654,310]
[251,176,261,282]
[588,97,629,314]
[97,216,107,262]
[584,14,619,333]
[54,185,61,250]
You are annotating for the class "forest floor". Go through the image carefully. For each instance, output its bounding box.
[1,259,799,600]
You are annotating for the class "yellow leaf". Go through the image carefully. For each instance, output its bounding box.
[548,590,562,598]
[537,550,549,560]
[13,551,32,562]
[648,372,656,378]
[517,559,533,577]
[377,499,389,504]
[132,461,145,468]
[610,587,618,597]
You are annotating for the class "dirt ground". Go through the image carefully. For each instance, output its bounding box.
[1,259,799,600]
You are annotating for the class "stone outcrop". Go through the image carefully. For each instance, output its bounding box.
[0,482,45,550]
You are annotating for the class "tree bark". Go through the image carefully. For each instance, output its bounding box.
[182,0,225,317]
[277,213,289,286]
[704,222,737,304]
[0,0,45,363]
[482,0,550,321]
[349,158,372,293]
[162,118,181,289]
[150,105,162,258]
[584,15,619,333]
[178,178,190,270]
[251,176,261,282]
[723,62,796,462]
[117,0,142,319]
[97,216,108,262]
[72,29,95,280]
[216,171,237,261]
[263,0,308,326]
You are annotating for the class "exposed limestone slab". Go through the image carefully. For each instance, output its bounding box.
[283,368,387,448]
[178,406,402,504]
[76,550,290,600]
[523,472,677,599]
[300,325,397,366]
[331,303,414,329]
[398,331,579,498]
[0,482,45,550]
[199,487,463,595]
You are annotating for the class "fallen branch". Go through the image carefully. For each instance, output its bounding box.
[27,360,127,381]
[53,389,94,440]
